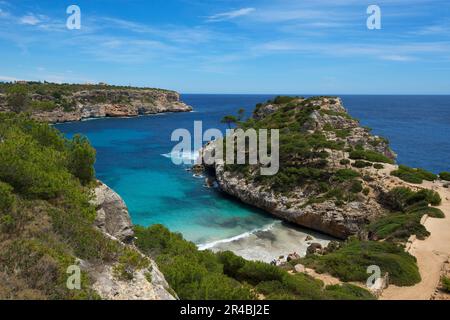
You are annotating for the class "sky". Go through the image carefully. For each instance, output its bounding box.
[0,0,449,94]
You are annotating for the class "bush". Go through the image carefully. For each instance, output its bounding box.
[113,248,150,280]
[352,160,372,168]
[340,159,350,166]
[442,276,450,293]
[350,180,363,193]
[373,163,384,170]
[324,283,376,300]
[384,187,441,212]
[439,172,450,181]
[6,85,29,113]
[349,149,393,164]
[0,181,15,214]
[334,169,359,182]
[367,213,429,241]
[391,165,437,184]
[67,135,96,185]
[300,239,421,286]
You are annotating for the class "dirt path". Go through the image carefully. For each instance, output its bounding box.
[380,182,450,300]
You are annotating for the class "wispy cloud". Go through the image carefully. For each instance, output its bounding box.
[0,74,18,81]
[19,13,48,26]
[206,8,255,22]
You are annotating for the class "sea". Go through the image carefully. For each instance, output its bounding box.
[55,94,450,259]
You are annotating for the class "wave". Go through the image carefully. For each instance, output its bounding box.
[197,221,279,250]
[161,150,200,163]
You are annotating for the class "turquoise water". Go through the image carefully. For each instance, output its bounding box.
[56,94,450,245]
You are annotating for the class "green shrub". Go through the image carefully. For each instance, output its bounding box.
[113,248,150,280]
[439,172,450,181]
[340,159,350,166]
[367,213,429,241]
[391,165,437,184]
[324,284,376,300]
[0,181,15,214]
[235,260,285,285]
[6,85,29,113]
[409,206,444,218]
[349,149,393,164]
[442,276,450,293]
[300,239,420,286]
[373,163,384,169]
[272,96,298,104]
[350,180,363,193]
[29,100,57,111]
[352,160,372,168]
[334,169,360,182]
[384,187,441,211]
[67,135,96,185]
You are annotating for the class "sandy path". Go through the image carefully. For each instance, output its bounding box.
[380,182,450,300]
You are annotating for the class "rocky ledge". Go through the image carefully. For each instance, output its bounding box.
[88,181,175,300]
[0,87,192,123]
[202,97,399,239]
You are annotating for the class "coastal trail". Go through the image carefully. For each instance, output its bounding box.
[380,181,450,300]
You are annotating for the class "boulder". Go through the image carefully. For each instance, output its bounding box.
[306,243,323,255]
[294,264,306,273]
[91,181,134,243]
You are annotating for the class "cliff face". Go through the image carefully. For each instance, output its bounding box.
[204,97,397,239]
[90,181,175,300]
[0,88,192,123]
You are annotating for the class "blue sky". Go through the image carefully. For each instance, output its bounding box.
[0,0,449,94]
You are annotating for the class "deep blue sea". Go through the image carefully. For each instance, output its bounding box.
[56,95,450,245]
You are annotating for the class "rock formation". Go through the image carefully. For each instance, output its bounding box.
[89,181,175,300]
[202,97,397,239]
[0,87,192,123]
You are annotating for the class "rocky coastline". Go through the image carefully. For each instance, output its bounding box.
[201,97,399,239]
[0,87,192,123]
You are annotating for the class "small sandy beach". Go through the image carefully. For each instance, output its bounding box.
[207,220,333,263]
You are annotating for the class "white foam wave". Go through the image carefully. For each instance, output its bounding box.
[161,150,200,163]
[197,222,279,250]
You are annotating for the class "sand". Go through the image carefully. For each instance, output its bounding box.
[207,220,333,263]
[380,180,450,300]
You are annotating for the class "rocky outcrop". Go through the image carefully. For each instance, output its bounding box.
[91,182,134,243]
[212,163,384,239]
[0,88,192,123]
[90,181,175,300]
[202,97,394,239]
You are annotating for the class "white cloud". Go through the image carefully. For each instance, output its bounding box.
[0,75,18,81]
[381,55,416,62]
[206,8,255,22]
[19,14,41,25]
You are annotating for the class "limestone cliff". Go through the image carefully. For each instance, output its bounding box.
[203,97,398,239]
[89,181,175,300]
[0,84,192,123]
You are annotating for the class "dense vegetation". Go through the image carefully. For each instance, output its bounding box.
[391,165,437,184]
[0,81,172,95]
[0,81,173,113]
[134,224,374,300]
[0,113,146,299]
[439,172,450,181]
[299,239,420,286]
